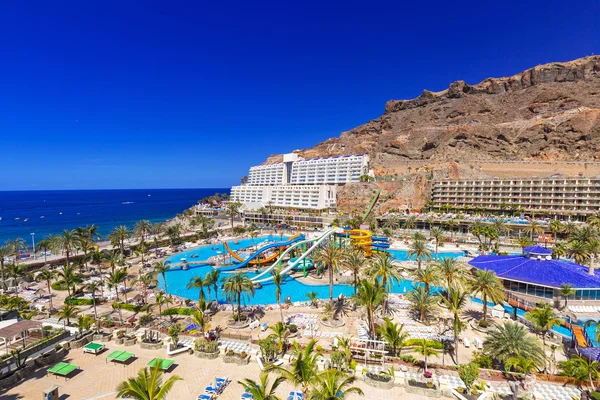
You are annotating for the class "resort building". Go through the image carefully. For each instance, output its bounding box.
[432,176,600,218]
[230,184,337,210]
[469,246,600,304]
[231,153,370,211]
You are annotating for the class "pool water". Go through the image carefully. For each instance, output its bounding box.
[157,236,464,305]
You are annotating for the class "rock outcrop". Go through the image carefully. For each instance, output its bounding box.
[262,56,600,213]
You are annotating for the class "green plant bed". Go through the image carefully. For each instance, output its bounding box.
[161,307,193,316]
[65,297,97,306]
[112,302,148,312]
[51,280,69,291]
[404,339,444,349]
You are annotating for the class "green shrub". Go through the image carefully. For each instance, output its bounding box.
[65,296,96,306]
[195,337,208,351]
[405,339,444,349]
[459,363,479,390]
[471,352,493,369]
[287,324,298,333]
[161,307,192,316]
[112,302,148,312]
[478,320,490,328]
[205,341,218,353]
[51,280,68,291]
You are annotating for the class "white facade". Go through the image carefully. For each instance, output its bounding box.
[233,153,369,210]
[231,184,337,209]
[289,154,369,185]
[247,163,285,185]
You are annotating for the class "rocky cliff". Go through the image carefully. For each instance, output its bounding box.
[264,56,600,213]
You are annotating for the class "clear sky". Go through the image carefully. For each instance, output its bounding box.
[0,1,598,190]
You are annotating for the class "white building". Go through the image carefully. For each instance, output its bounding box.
[231,153,369,210]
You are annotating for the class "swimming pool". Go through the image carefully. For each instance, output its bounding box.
[157,236,464,305]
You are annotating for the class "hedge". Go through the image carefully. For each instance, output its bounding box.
[404,339,444,349]
[161,307,193,316]
[65,297,97,306]
[51,280,69,291]
[111,302,149,312]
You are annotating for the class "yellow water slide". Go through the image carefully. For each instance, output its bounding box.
[348,229,373,257]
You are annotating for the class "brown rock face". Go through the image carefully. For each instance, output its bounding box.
[262,56,600,211]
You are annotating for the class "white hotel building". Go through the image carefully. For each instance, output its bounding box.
[230,153,370,210]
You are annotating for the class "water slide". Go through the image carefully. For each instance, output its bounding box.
[571,325,588,348]
[361,188,381,221]
[250,228,336,284]
[371,236,390,249]
[220,234,304,271]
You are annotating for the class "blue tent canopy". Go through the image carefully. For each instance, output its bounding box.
[469,255,600,289]
[579,347,600,361]
[522,245,553,255]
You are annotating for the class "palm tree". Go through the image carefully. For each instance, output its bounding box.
[553,242,567,259]
[353,279,386,338]
[5,237,27,262]
[470,270,505,323]
[154,261,171,297]
[85,281,101,320]
[506,356,538,375]
[377,317,408,357]
[109,225,131,255]
[589,212,600,229]
[165,225,182,247]
[436,258,468,294]
[306,291,318,308]
[559,355,600,390]
[238,373,285,400]
[190,309,207,333]
[445,219,459,242]
[549,220,564,242]
[226,202,243,232]
[222,272,255,320]
[55,229,81,269]
[524,221,544,242]
[105,249,123,273]
[525,303,560,369]
[411,264,440,292]
[413,339,440,371]
[341,250,366,294]
[272,268,285,323]
[57,263,79,298]
[116,364,182,400]
[187,276,206,309]
[271,339,321,399]
[313,243,344,308]
[368,252,401,291]
[207,269,221,303]
[429,227,445,261]
[404,215,417,231]
[0,245,10,283]
[310,369,364,400]
[405,285,439,322]
[407,239,431,269]
[134,220,153,245]
[442,289,468,362]
[107,268,128,324]
[58,303,80,326]
[268,321,290,355]
[483,321,545,367]
[35,238,52,263]
[559,284,576,310]
[155,292,169,318]
[35,269,55,313]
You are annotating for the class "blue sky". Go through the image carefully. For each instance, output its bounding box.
[0,0,598,190]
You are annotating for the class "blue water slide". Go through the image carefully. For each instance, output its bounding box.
[372,242,390,249]
[371,237,389,242]
[218,235,305,271]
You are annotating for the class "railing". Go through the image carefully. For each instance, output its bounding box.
[219,332,252,342]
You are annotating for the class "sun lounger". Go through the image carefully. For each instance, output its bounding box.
[106,350,135,365]
[147,357,175,371]
[48,362,79,379]
[198,395,213,400]
[83,342,105,355]
[261,323,268,332]
[462,338,470,348]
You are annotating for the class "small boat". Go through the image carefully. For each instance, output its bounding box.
[40,216,45,218]
[24,218,29,222]
[122,201,134,205]
[59,212,62,215]
[15,217,20,220]
[148,194,151,196]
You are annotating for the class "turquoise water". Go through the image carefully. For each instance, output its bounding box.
[157,237,464,305]
[470,296,598,344]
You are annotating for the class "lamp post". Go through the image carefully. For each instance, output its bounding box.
[30,232,35,260]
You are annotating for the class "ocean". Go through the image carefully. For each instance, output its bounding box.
[0,188,229,246]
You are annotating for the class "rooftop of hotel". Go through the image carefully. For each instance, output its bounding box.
[469,250,600,289]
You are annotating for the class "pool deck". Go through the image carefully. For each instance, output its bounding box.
[1,342,436,400]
